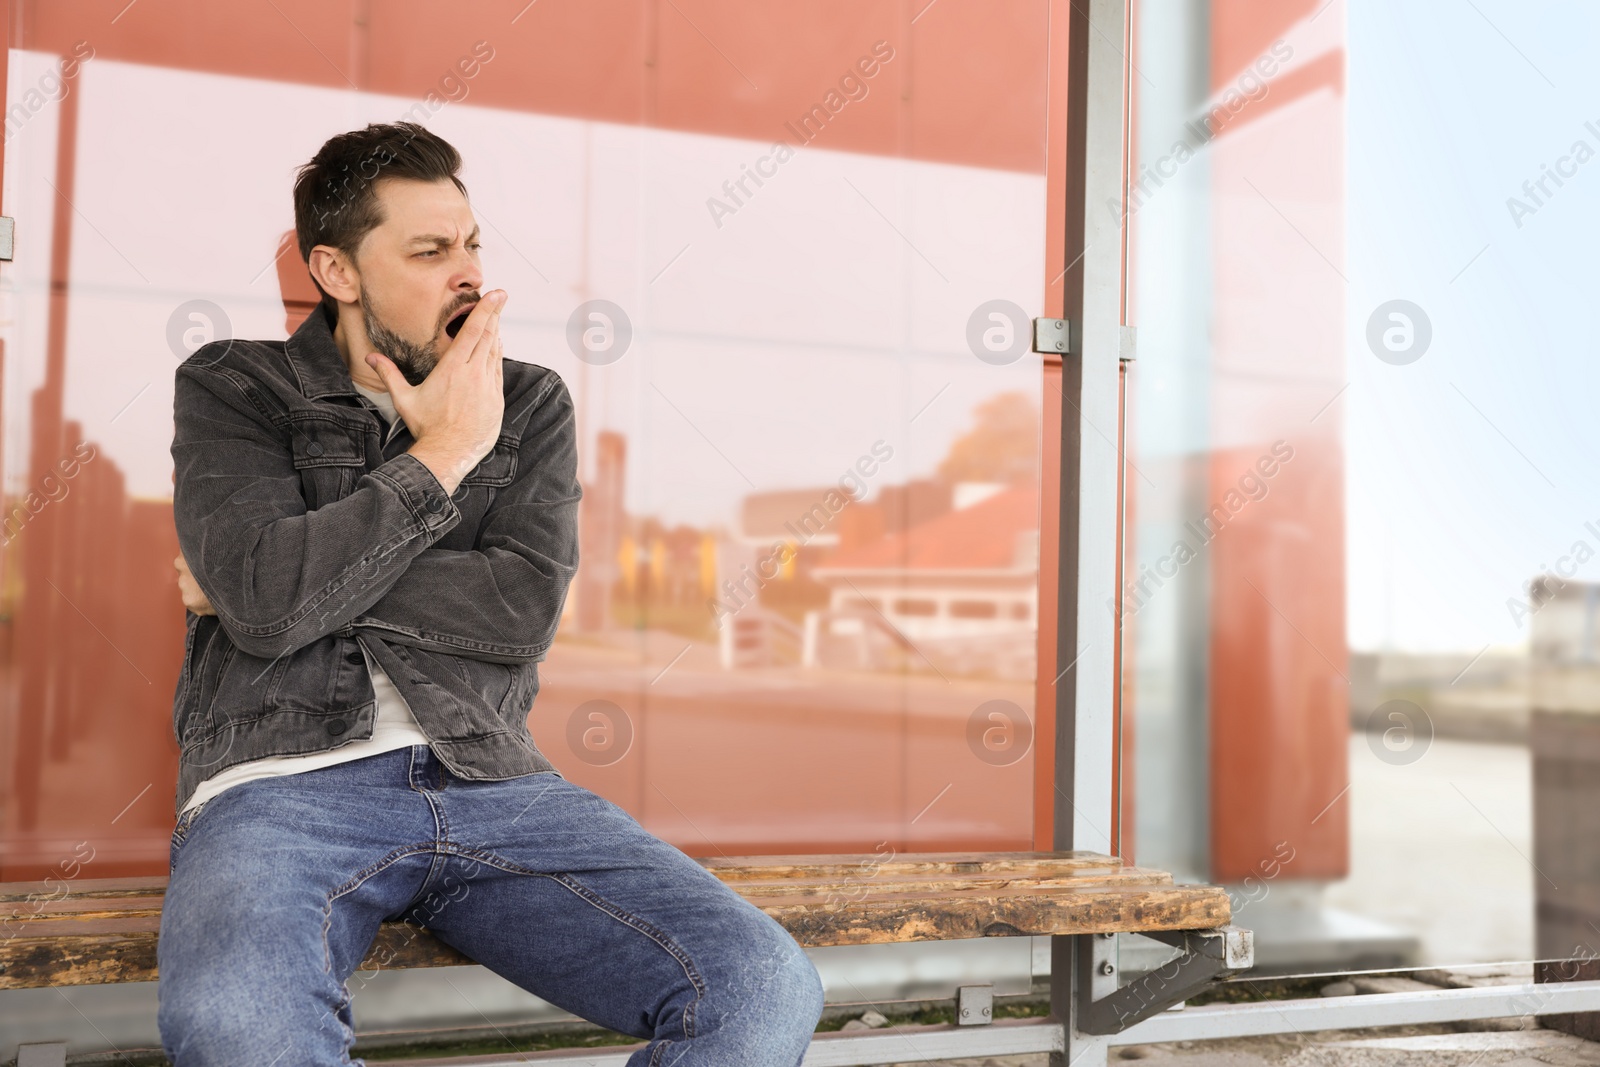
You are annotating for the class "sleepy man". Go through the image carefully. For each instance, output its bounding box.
[160,120,823,1066]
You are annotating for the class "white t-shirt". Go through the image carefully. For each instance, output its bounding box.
[179,379,432,814]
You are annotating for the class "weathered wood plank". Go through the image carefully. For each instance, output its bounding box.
[0,932,164,989]
[0,853,1125,901]
[0,853,1233,990]
[725,867,1174,899]
[756,885,1232,946]
[0,871,1173,922]
[0,876,167,903]
[701,851,1125,881]
[3,895,167,922]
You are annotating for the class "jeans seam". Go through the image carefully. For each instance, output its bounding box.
[549,870,704,1042]
[321,846,439,1055]
[398,794,451,917]
[441,847,708,1040]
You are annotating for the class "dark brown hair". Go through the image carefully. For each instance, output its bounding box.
[292,122,468,309]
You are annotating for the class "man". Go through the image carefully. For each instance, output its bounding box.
[160,121,824,1066]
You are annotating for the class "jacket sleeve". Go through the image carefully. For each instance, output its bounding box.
[346,372,582,665]
[172,358,463,661]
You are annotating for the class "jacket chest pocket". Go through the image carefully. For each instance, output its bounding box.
[290,419,368,508]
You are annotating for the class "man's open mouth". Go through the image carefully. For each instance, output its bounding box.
[444,303,477,339]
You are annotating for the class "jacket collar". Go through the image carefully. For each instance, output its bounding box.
[285,301,361,401]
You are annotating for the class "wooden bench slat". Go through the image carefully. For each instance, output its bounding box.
[0,852,1233,990]
[1,870,1179,924]
[2,869,1177,921]
[722,868,1174,899]
[0,852,1127,902]
[762,885,1231,946]
[4,896,167,921]
[0,876,167,903]
[700,851,1124,880]
[5,916,162,937]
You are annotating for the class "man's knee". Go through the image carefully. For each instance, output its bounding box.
[158,985,278,1065]
[158,970,355,1066]
[749,942,825,1061]
[769,943,825,1024]
[157,900,357,1066]
[711,922,825,1052]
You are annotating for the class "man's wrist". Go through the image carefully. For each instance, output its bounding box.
[406,443,476,496]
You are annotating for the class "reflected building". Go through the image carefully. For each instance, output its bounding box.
[809,483,1038,682]
[575,430,626,632]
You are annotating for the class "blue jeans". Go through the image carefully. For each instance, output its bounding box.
[156,745,824,1065]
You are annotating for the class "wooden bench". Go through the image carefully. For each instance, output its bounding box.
[2,850,1250,1063]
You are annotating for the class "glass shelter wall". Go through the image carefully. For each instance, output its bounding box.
[0,1,1058,879]
[1125,0,1600,974]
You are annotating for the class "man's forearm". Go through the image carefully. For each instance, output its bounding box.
[173,365,464,660]
[348,546,576,664]
[348,373,582,665]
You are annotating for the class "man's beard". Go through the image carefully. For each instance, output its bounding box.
[362,291,439,388]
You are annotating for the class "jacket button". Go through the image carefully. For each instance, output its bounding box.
[306,441,324,457]
[425,494,443,513]
[326,718,348,736]
[345,650,364,664]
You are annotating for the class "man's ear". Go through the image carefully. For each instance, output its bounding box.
[307,244,360,305]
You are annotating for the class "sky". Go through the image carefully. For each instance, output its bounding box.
[1343,0,1600,653]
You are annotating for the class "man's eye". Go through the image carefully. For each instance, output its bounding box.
[416,250,438,258]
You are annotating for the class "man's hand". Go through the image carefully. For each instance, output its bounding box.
[174,552,216,616]
[369,289,507,497]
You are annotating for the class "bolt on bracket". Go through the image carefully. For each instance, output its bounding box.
[956,983,994,1026]
[1032,317,1073,355]
[1076,925,1254,1035]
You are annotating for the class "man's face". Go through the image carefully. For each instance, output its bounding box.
[349,178,483,387]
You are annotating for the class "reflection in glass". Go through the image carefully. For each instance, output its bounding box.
[0,7,1053,877]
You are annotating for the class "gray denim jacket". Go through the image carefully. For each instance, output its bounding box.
[169,302,580,815]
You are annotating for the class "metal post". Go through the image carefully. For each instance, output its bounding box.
[1050,0,1130,1062]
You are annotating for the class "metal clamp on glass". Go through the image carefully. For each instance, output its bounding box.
[1032,317,1072,355]
[1031,318,1138,362]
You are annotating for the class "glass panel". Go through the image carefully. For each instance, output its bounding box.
[0,3,1054,878]
[1126,0,1600,981]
